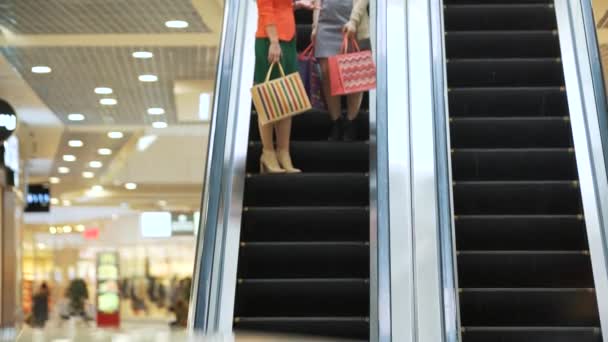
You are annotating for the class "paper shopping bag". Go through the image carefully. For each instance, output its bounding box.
[328,36,376,96]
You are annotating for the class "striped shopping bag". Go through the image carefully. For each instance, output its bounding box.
[252,62,312,126]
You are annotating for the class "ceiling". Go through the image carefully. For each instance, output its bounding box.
[0,0,223,222]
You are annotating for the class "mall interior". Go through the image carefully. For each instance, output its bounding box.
[2,0,608,341]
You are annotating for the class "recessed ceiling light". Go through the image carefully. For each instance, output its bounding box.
[94,87,113,95]
[68,140,84,147]
[152,121,168,129]
[68,113,85,121]
[158,200,167,207]
[58,167,70,174]
[125,182,137,190]
[49,226,57,234]
[49,177,60,184]
[63,155,77,162]
[63,225,73,233]
[147,108,165,115]
[89,161,103,168]
[107,131,124,139]
[98,148,112,155]
[50,198,59,205]
[138,74,158,82]
[31,66,52,74]
[137,135,158,151]
[62,200,71,206]
[100,98,117,106]
[82,171,95,179]
[75,225,86,232]
[165,20,189,28]
[91,185,104,192]
[133,51,154,59]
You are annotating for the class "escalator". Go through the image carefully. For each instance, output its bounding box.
[443,0,603,341]
[232,9,370,341]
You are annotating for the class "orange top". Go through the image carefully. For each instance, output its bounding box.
[256,0,296,41]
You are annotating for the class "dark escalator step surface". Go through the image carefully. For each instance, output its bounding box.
[447,59,563,87]
[247,141,369,173]
[238,242,369,278]
[448,87,567,117]
[455,215,588,251]
[450,117,572,149]
[249,111,370,141]
[454,181,581,215]
[244,173,368,207]
[446,31,560,58]
[235,279,369,317]
[460,289,600,327]
[241,207,369,242]
[457,251,594,288]
[445,4,556,31]
[452,149,577,181]
[234,317,369,340]
[462,327,602,342]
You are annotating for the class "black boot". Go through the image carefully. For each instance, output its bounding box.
[342,118,357,142]
[328,117,343,141]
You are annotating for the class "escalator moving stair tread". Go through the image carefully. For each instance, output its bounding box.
[443,0,602,340]
[233,9,370,340]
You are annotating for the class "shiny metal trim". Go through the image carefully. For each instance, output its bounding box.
[384,0,414,341]
[372,0,393,341]
[189,0,244,332]
[430,0,461,341]
[407,0,447,341]
[555,0,608,338]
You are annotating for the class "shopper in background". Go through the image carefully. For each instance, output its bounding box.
[312,0,370,141]
[254,0,315,174]
[31,282,50,328]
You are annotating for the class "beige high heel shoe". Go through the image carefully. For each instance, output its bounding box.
[260,150,285,174]
[277,149,301,173]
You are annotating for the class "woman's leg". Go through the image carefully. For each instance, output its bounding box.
[319,58,343,140]
[258,121,284,173]
[343,92,364,141]
[276,117,301,173]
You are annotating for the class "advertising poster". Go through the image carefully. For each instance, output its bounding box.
[96,252,120,327]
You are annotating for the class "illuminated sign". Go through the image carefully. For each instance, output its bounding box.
[96,252,120,327]
[140,212,171,238]
[25,184,50,212]
[171,212,195,235]
[4,136,19,186]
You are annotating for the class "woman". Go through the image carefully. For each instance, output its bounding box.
[312,0,370,141]
[31,282,49,328]
[254,0,314,173]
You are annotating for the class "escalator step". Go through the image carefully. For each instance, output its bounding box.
[457,251,594,288]
[238,242,369,278]
[234,279,369,317]
[460,289,600,326]
[241,207,369,242]
[244,173,368,207]
[447,59,563,87]
[445,4,556,31]
[448,87,567,117]
[453,181,581,215]
[446,31,560,58]
[450,117,572,149]
[297,25,313,52]
[234,317,369,340]
[247,141,369,173]
[249,111,370,142]
[452,149,577,181]
[455,215,588,251]
[462,327,602,342]
[295,9,313,24]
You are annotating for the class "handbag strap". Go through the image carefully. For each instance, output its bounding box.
[341,34,361,53]
[300,43,315,58]
[265,62,286,82]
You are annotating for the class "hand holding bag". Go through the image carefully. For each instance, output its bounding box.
[328,36,377,96]
[252,62,312,126]
[298,43,326,110]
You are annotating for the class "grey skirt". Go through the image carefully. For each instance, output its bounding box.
[315,0,368,58]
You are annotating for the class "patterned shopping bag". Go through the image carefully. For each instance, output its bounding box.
[328,36,377,96]
[298,43,326,110]
[252,62,312,126]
